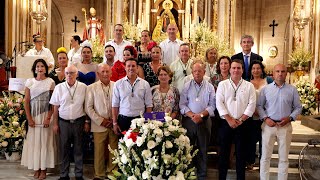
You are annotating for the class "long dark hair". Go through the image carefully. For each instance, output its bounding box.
[248,60,267,79]
[31,59,49,78]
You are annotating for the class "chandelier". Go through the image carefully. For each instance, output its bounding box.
[30,0,48,34]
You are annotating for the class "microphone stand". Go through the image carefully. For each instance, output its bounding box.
[9,41,28,78]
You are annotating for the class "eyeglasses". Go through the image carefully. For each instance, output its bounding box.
[65,72,77,75]
[35,40,43,43]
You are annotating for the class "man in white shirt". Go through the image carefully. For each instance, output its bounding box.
[85,64,118,180]
[112,58,153,135]
[50,65,89,180]
[105,24,131,62]
[216,59,256,180]
[26,36,55,68]
[170,43,193,92]
[67,35,82,66]
[159,23,184,66]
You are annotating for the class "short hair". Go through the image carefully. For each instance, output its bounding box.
[157,65,173,84]
[216,56,231,74]
[105,44,115,51]
[31,59,49,78]
[124,58,138,65]
[141,30,151,37]
[205,47,218,62]
[191,59,206,70]
[114,24,124,29]
[33,36,42,43]
[248,60,267,79]
[240,34,254,44]
[231,59,244,70]
[72,35,82,44]
[180,43,190,48]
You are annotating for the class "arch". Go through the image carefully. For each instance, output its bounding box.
[50,1,64,62]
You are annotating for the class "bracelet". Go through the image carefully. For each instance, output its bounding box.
[113,122,118,125]
[85,120,90,123]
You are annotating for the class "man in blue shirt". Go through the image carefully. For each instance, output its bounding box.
[257,64,302,180]
[179,59,216,180]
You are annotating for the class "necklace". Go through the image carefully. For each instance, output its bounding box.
[229,78,243,101]
[179,59,190,76]
[65,81,78,104]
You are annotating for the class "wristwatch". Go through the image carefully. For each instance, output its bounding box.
[200,114,204,118]
[289,116,294,121]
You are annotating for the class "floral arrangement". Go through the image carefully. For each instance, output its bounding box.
[295,79,319,115]
[0,92,26,155]
[108,116,198,180]
[289,47,313,67]
[89,36,104,63]
[123,21,140,42]
[190,22,233,58]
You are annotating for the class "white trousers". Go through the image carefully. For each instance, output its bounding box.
[260,122,293,180]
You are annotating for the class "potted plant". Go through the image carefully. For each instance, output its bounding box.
[0,92,26,160]
[295,79,319,116]
[289,47,313,70]
[108,116,198,180]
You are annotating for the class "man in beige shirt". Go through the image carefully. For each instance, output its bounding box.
[85,63,118,180]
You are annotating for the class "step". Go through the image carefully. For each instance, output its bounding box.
[207,167,300,180]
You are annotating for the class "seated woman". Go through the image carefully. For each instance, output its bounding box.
[151,66,179,119]
[74,41,98,86]
[49,47,68,85]
[143,45,165,87]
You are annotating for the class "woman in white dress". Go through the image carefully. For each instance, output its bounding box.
[21,59,56,180]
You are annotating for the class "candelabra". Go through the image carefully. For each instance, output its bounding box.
[30,0,48,34]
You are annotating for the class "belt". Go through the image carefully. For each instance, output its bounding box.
[59,116,85,123]
[118,114,140,119]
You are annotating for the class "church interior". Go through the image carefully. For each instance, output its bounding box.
[1,0,320,179]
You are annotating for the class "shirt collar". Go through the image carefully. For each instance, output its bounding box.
[273,81,286,88]
[242,52,252,57]
[192,79,204,87]
[166,38,178,43]
[33,46,44,52]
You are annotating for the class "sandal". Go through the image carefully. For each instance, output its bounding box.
[38,169,47,180]
[33,170,40,179]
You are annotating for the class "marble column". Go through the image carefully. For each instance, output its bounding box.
[185,0,191,40]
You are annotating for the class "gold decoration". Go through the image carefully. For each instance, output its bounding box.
[123,21,140,42]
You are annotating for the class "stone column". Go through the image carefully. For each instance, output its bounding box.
[185,0,191,40]
[133,0,137,24]
[138,0,142,24]
[116,0,122,23]
[146,0,151,30]
[193,0,198,24]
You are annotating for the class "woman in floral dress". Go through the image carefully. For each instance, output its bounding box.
[21,59,56,180]
[151,66,179,119]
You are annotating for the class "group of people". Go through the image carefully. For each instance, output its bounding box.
[21,22,302,180]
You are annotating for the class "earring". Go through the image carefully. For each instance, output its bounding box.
[35,70,38,74]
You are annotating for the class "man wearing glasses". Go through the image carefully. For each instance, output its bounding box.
[50,65,88,180]
[26,36,55,68]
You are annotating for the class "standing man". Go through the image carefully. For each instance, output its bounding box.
[231,35,263,80]
[179,60,216,180]
[112,58,153,134]
[105,24,131,62]
[216,59,256,180]
[258,64,302,180]
[159,23,184,66]
[170,43,193,92]
[50,65,89,180]
[85,64,118,180]
[103,44,116,67]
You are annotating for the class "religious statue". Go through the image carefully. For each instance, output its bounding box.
[82,7,105,44]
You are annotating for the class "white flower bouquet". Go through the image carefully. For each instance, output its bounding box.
[0,92,26,155]
[108,116,198,180]
[289,47,313,68]
[295,79,319,115]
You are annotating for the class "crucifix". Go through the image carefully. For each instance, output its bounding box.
[269,20,278,37]
[71,16,80,32]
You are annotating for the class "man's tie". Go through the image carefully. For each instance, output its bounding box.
[244,55,249,79]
